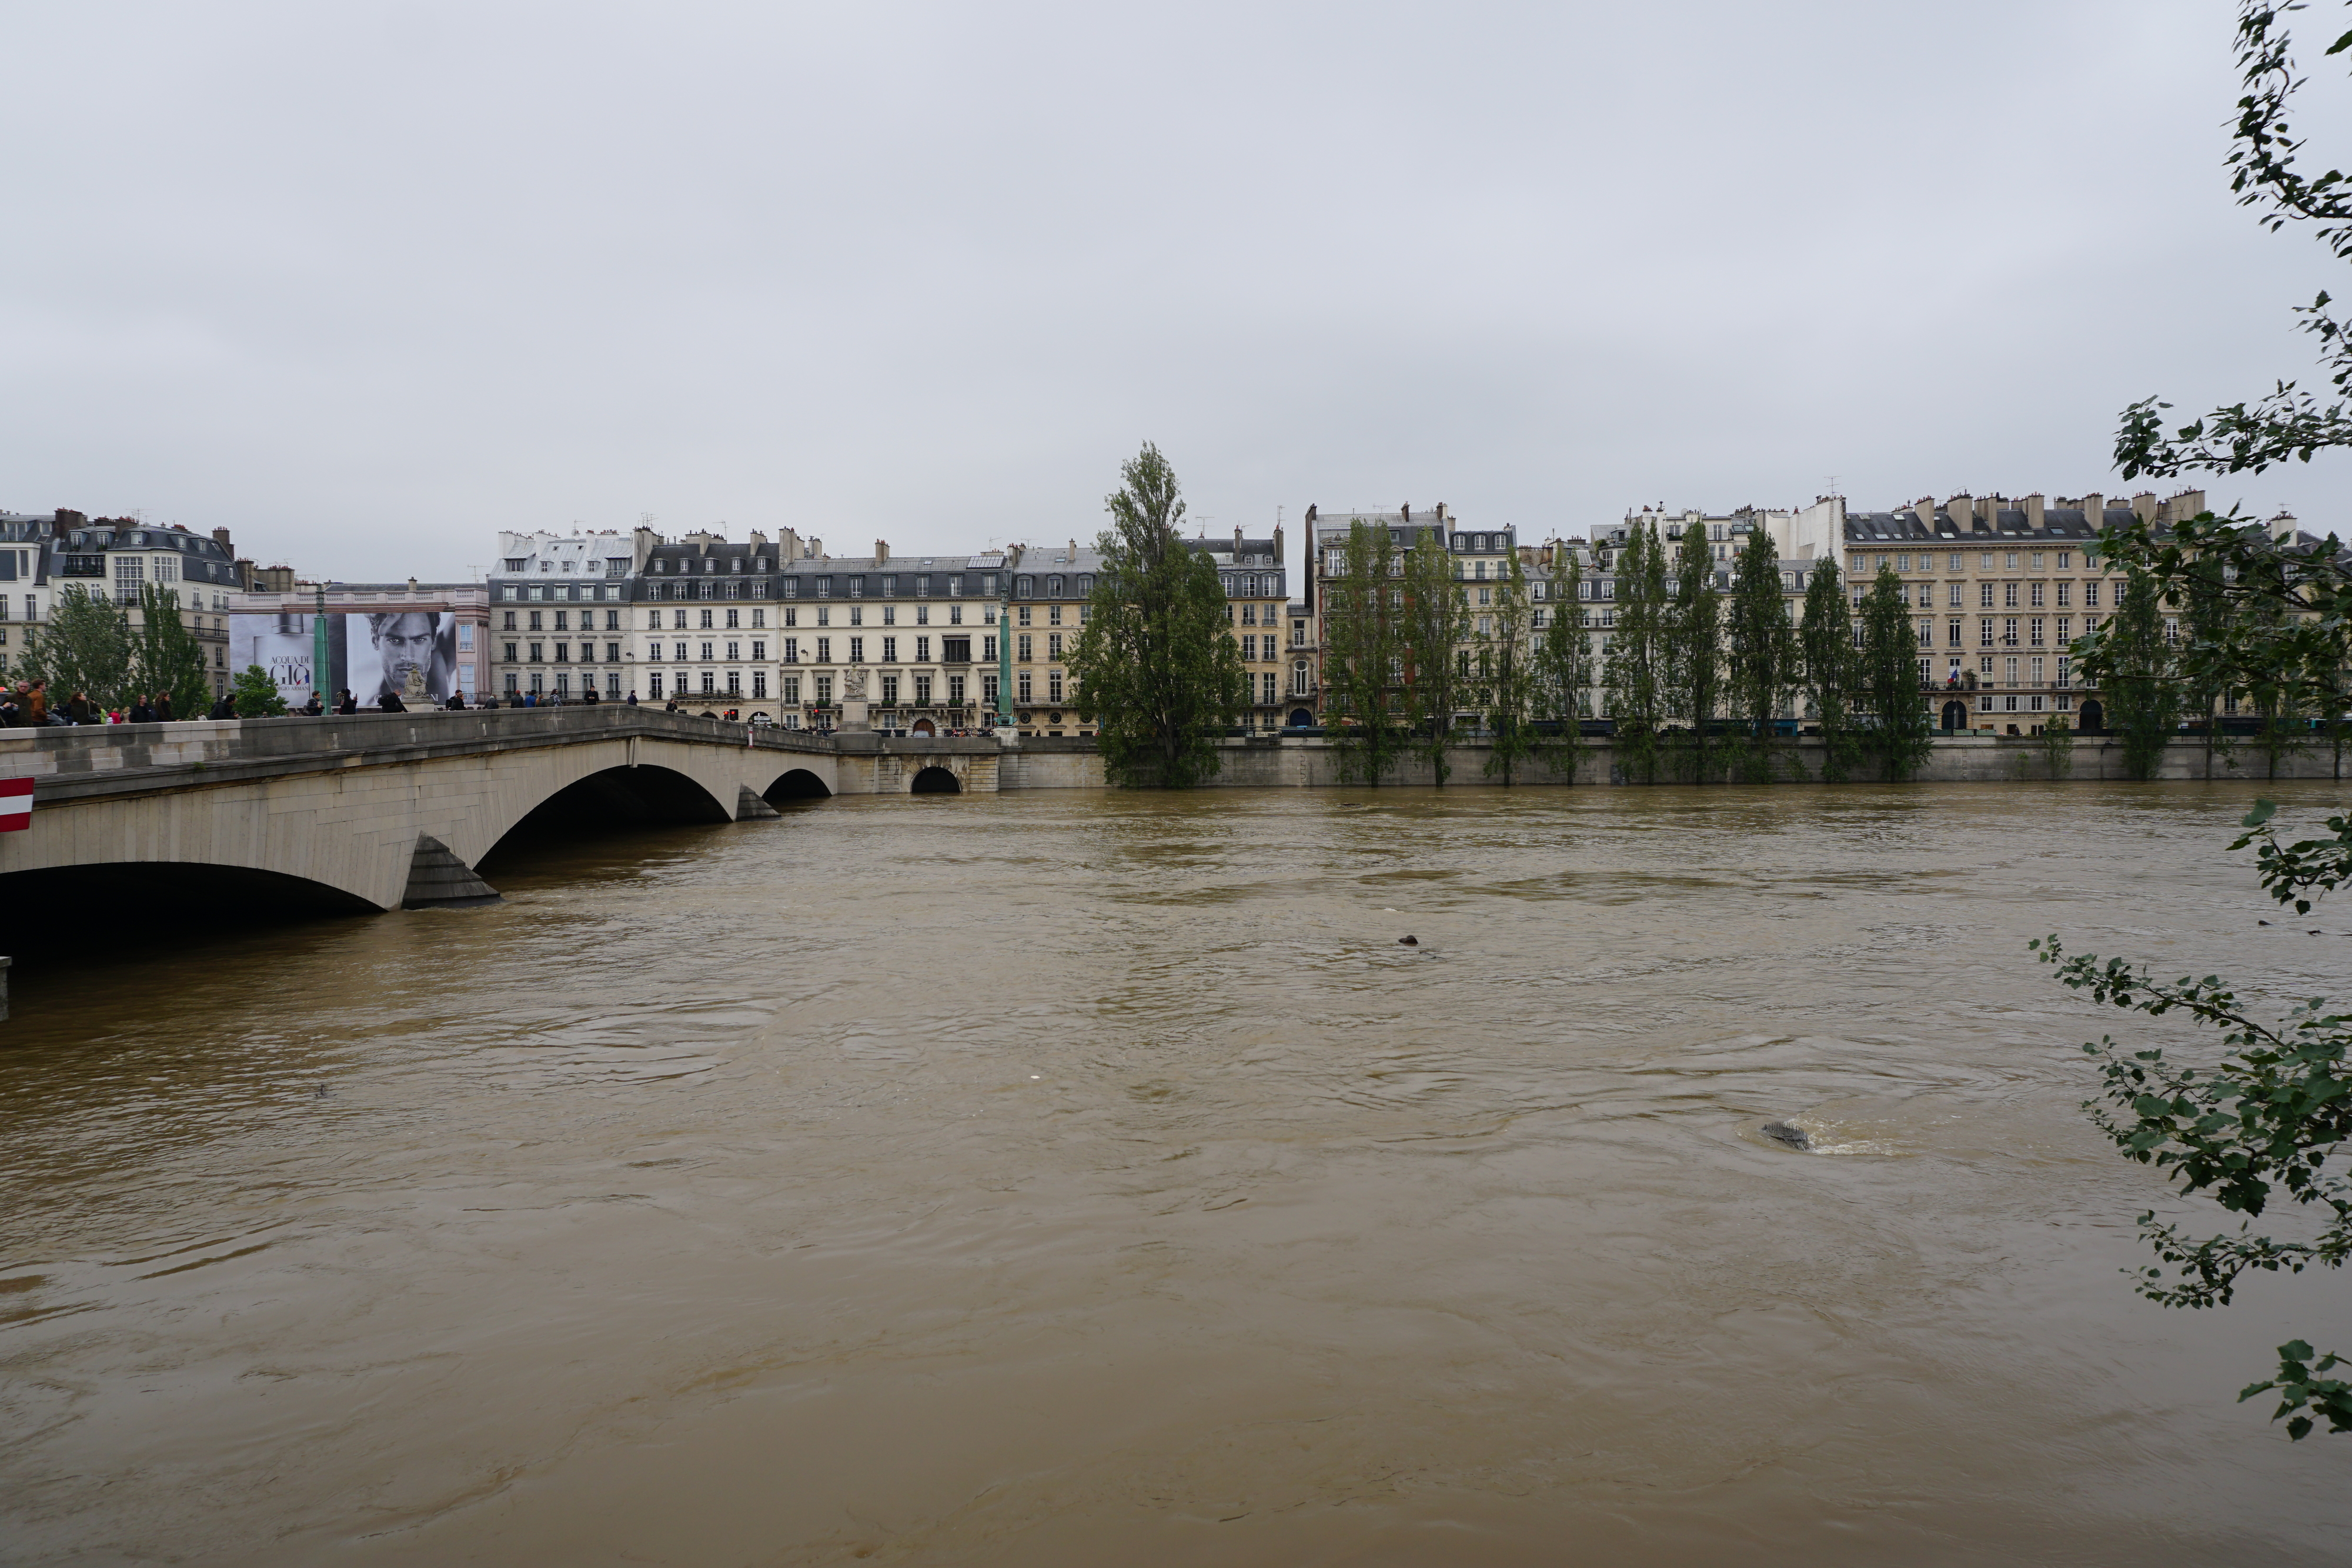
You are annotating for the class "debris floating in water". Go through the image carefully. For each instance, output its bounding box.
[1760,1121,1810,1151]
[1398,935,1419,947]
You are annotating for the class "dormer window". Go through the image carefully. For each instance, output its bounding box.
[504,559,526,573]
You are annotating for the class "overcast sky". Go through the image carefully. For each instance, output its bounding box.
[5,1,2348,580]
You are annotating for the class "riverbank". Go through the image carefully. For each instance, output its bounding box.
[998,733,2351,788]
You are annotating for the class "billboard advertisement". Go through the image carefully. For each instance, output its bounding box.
[229,611,460,708]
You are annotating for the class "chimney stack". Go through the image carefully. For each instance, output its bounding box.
[2022,493,2045,529]
[2082,493,2104,528]
[211,526,234,555]
[1914,497,1936,530]
[875,539,888,563]
[2130,492,2159,523]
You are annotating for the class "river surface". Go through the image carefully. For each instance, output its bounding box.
[4,781,2350,1565]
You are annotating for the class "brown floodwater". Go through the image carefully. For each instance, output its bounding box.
[3,781,2350,1566]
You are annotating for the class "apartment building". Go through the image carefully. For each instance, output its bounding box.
[1180,526,1289,731]
[1823,489,2207,734]
[0,511,247,694]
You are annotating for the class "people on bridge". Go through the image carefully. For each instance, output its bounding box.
[298,691,324,717]
[64,691,98,725]
[445,690,467,711]
[336,690,359,716]
[378,690,407,713]
[208,691,238,720]
[522,691,538,708]
[581,686,599,706]
[129,696,156,724]
[25,681,54,726]
[626,690,639,706]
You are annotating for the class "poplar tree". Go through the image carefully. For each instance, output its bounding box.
[1483,552,1536,784]
[1667,523,1722,783]
[2089,568,2181,781]
[1067,442,1248,787]
[1603,522,1669,784]
[2176,551,2239,778]
[135,583,214,722]
[1532,551,1592,784]
[1798,556,1856,781]
[1400,530,1472,785]
[1322,518,1408,785]
[1725,527,1798,782]
[21,583,133,711]
[1857,566,1933,781]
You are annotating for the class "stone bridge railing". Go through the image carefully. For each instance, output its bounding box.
[0,707,993,804]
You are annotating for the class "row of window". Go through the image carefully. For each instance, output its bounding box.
[1860,580,2104,610]
[1852,549,2099,573]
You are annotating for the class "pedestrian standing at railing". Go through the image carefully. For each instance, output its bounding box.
[445,689,467,711]
[336,690,359,716]
[129,696,156,724]
[208,691,236,720]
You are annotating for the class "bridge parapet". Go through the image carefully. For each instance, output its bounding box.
[0,707,940,802]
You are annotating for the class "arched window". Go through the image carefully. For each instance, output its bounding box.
[1291,659,1310,696]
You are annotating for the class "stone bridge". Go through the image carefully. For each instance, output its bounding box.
[0,708,1005,923]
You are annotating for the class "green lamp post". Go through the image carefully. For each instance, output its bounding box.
[313,582,330,710]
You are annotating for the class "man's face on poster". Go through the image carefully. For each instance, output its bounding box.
[369,613,440,691]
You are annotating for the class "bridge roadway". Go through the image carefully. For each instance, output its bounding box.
[0,707,1004,918]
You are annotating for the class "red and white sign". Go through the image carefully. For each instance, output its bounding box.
[0,777,31,833]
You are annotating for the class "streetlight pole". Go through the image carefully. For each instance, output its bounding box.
[312,582,329,711]
[996,551,1014,735]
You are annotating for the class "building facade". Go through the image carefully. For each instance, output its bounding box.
[0,511,248,695]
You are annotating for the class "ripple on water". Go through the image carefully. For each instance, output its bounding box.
[1,782,2349,1567]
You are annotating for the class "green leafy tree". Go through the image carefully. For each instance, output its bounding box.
[1322,518,1409,786]
[1856,567,1932,781]
[1067,443,1247,787]
[1725,527,1797,782]
[135,583,213,723]
[1603,523,1669,784]
[230,663,289,717]
[1798,556,1856,781]
[2177,550,2241,779]
[1666,524,1723,783]
[2089,511,2347,783]
[2117,3,2352,482]
[2034,798,2352,1440]
[2040,711,2076,780]
[2084,568,2181,780]
[20,583,133,711]
[1482,552,1537,784]
[1531,551,1591,785]
[1399,530,1472,786]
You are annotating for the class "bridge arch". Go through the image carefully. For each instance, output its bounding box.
[0,861,377,948]
[764,768,833,803]
[482,763,734,860]
[910,765,961,795]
